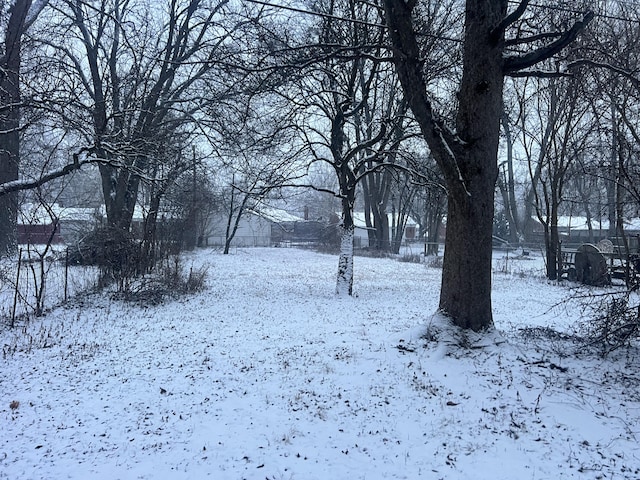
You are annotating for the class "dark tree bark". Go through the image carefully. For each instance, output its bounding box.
[61,0,231,235]
[441,0,505,330]
[498,108,521,244]
[362,169,391,251]
[223,178,251,255]
[383,0,507,330]
[383,0,592,330]
[0,0,32,256]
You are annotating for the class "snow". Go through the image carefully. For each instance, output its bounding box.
[1,247,639,479]
[350,212,418,229]
[18,203,99,225]
[250,206,305,224]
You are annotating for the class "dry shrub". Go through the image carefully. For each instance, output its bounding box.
[578,291,640,356]
[425,255,443,269]
[68,226,140,288]
[399,253,422,264]
[114,256,208,306]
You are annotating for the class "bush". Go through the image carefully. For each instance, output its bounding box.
[399,253,422,264]
[425,255,443,269]
[161,256,208,293]
[113,256,208,306]
[67,226,140,288]
[579,291,640,356]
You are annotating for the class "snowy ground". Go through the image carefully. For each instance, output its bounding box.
[1,247,639,479]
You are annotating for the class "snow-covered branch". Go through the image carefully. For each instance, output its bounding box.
[0,153,87,196]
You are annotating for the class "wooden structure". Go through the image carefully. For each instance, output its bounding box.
[560,242,640,286]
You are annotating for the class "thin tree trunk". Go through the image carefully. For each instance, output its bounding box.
[140,193,161,273]
[499,109,520,244]
[616,145,631,286]
[608,95,618,238]
[547,221,559,280]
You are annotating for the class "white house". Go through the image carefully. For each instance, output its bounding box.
[205,207,306,248]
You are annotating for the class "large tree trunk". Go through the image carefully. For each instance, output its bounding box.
[439,171,498,330]
[336,224,354,296]
[99,162,142,232]
[0,0,32,256]
[438,1,504,330]
[362,170,392,251]
[384,0,590,330]
[336,191,356,296]
[383,0,505,330]
[0,91,19,256]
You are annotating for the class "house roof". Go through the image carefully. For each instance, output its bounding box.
[350,212,418,229]
[559,216,610,230]
[20,202,153,225]
[249,207,304,223]
[19,203,99,225]
[97,204,147,222]
[531,215,640,232]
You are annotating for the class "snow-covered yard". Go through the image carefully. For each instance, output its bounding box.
[1,247,639,479]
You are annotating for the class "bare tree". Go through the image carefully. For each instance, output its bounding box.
[497,105,521,244]
[531,75,592,280]
[218,151,299,254]
[383,0,592,330]
[282,0,418,295]
[410,152,446,255]
[42,0,241,235]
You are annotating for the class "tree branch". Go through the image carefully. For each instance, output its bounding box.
[505,31,562,47]
[503,11,594,74]
[0,151,88,196]
[506,69,572,78]
[491,0,530,41]
[382,0,464,188]
[566,59,640,90]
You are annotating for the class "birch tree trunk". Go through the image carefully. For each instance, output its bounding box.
[336,224,355,296]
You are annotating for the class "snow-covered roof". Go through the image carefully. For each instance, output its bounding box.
[557,216,610,230]
[96,204,151,221]
[20,202,153,225]
[530,215,607,230]
[19,203,99,225]
[350,212,418,229]
[626,218,640,231]
[531,215,640,232]
[249,207,304,223]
